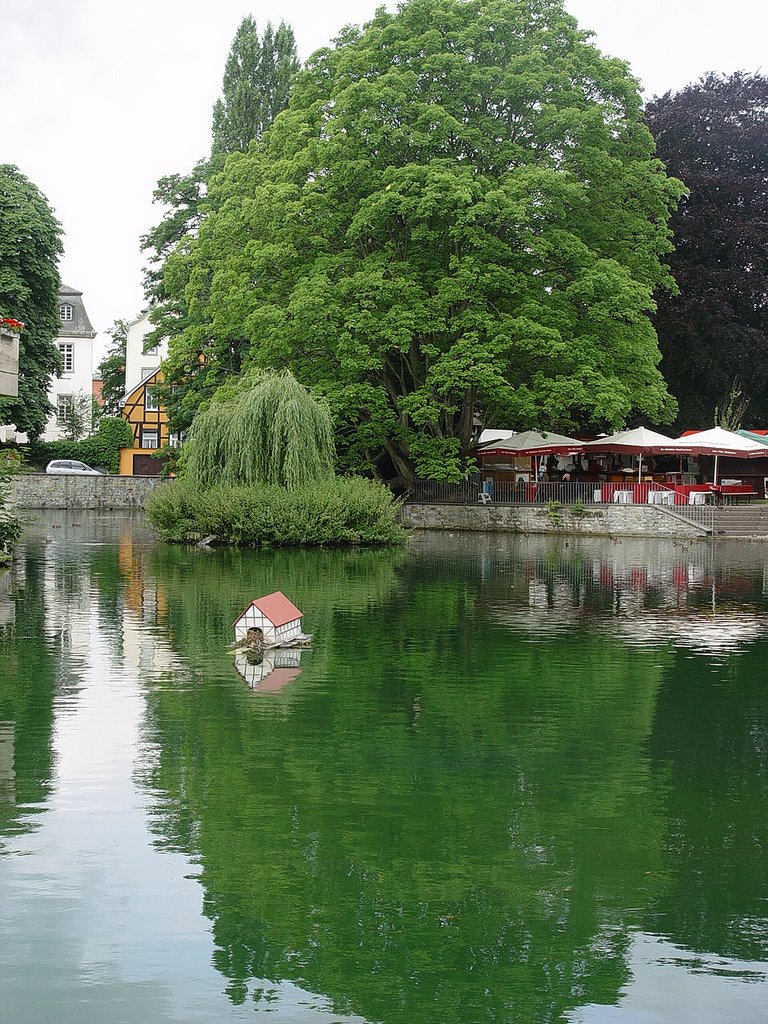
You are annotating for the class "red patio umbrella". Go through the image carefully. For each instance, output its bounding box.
[582,427,683,482]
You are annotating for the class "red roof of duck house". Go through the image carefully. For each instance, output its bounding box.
[234,591,303,628]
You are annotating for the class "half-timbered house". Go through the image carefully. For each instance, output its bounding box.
[118,368,170,475]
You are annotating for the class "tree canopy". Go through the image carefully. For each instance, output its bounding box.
[162,0,683,481]
[0,164,62,439]
[646,72,768,429]
[141,18,299,363]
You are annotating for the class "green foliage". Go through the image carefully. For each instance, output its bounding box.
[165,0,683,480]
[141,161,215,306]
[714,381,749,431]
[211,17,299,155]
[572,499,586,517]
[58,391,92,441]
[546,499,563,525]
[97,319,128,415]
[146,477,404,547]
[22,416,133,474]
[141,18,299,410]
[185,370,336,491]
[646,73,768,428]
[0,164,63,440]
[0,459,21,563]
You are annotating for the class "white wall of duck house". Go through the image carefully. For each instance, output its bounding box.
[234,608,302,644]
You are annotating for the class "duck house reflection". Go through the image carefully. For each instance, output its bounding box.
[233,647,303,693]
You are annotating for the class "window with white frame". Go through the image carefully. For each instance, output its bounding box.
[141,428,159,449]
[59,303,74,322]
[57,394,74,423]
[145,385,159,411]
[58,342,74,373]
[140,367,155,382]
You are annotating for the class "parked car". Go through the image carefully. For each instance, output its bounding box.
[45,460,103,476]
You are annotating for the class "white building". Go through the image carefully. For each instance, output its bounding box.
[124,311,166,395]
[0,285,97,443]
[41,284,97,442]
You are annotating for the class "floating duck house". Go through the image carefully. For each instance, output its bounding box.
[233,592,304,647]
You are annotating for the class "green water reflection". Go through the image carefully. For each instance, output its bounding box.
[1,518,768,1023]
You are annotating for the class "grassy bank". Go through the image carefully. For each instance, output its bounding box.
[146,477,405,547]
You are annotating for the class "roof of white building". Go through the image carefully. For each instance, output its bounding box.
[58,284,96,339]
[234,592,304,628]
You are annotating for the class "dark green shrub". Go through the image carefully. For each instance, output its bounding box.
[0,463,21,564]
[146,478,404,548]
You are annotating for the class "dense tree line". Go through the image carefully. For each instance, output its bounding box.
[150,0,683,482]
[144,3,768,481]
[646,72,768,429]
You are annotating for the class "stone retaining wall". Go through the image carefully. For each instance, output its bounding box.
[10,474,167,510]
[402,502,708,539]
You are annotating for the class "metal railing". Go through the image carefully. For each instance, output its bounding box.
[409,479,677,506]
[407,479,721,529]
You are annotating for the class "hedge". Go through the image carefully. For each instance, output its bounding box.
[19,417,134,474]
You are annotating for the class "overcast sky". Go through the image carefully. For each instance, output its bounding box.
[3,0,766,360]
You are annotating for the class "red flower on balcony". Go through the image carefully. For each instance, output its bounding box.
[1,317,24,331]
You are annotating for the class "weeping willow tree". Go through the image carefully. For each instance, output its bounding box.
[185,370,336,490]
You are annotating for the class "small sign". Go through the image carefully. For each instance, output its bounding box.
[0,327,19,397]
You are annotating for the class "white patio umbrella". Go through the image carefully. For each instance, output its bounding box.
[582,427,680,482]
[477,430,583,453]
[661,427,768,484]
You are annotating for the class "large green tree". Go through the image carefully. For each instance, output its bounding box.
[645,73,768,428]
[0,165,62,439]
[141,18,299,372]
[165,0,683,481]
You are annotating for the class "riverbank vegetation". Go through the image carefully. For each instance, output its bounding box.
[146,371,404,547]
[0,453,22,564]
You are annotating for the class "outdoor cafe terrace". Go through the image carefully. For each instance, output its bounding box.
[409,428,768,508]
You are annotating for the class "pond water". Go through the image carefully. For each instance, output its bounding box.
[1,512,767,1024]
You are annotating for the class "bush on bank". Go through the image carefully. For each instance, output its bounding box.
[0,460,21,565]
[145,477,405,548]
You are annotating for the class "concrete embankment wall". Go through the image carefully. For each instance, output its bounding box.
[402,502,708,539]
[10,474,166,510]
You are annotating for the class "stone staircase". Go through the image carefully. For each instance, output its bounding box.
[712,504,768,538]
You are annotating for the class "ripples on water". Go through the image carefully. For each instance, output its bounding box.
[0,514,767,1023]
